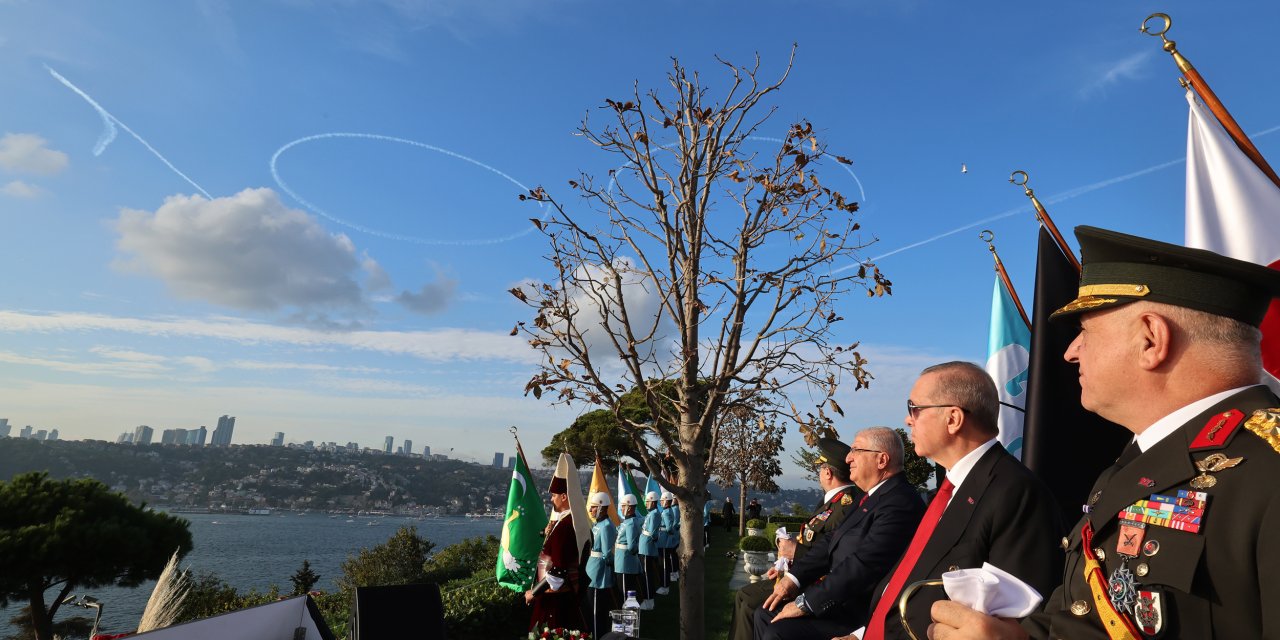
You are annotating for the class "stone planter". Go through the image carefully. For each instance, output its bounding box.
[741,551,771,582]
[746,527,763,537]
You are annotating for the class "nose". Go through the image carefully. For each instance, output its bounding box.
[1064,330,1083,363]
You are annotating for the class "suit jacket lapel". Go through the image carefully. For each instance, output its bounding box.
[911,444,1003,578]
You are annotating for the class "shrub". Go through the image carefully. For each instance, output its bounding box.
[440,569,526,637]
[739,535,772,552]
[745,518,766,529]
[423,535,500,585]
[336,526,434,603]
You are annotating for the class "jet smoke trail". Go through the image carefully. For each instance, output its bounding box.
[270,133,547,246]
[46,65,213,199]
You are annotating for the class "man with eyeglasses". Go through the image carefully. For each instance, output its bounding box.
[753,427,926,640]
[837,361,1062,640]
[729,437,863,640]
[929,227,1280,639]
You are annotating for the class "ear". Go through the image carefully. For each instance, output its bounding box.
[945,406,965,436]
[1135,311,1172,371]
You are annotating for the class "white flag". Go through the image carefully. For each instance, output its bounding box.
[1184,90,1280,392]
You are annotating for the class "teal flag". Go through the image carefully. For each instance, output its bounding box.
[496,446,548,591]
[617,465,648,516]
[985,277,1031,459]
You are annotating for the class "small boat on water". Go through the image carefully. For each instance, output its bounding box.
[247,508,272,516]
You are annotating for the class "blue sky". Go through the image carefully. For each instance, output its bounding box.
[2,1,1277,485]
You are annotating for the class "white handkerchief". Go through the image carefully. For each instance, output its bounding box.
[941,562,1042,618]
[775,527,792,540]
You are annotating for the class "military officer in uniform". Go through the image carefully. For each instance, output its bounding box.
[930,226,1280,639]
[729,437,862,640]
[640,490,665,600]
[614,493,645,607]
[584,491,617,639]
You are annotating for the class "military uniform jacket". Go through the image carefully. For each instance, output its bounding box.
[868,444,1064,640]
[585,518,617,589]
[640,508,661,556]
[660,505,679,549]
[788,474,926,627]
[1023,385,1280,639]
[793,484,862,564]
[614,514,641,574]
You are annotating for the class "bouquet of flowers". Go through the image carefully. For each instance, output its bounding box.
[528,627,591,640]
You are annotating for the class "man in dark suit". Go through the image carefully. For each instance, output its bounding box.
[930,227,1280,639]
[753,427,926,640]
[844,361,1062,640]
[729,437,862,640]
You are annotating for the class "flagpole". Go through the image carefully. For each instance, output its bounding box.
[980,230,1030,328]
[1142,13,1280,189]
[1010,170,1081,273]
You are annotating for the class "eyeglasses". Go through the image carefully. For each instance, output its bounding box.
[849,448,883,455]
[907,399,965,419]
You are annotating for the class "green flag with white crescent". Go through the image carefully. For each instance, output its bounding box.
[496,445,548,591]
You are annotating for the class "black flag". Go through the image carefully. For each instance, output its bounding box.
[1022,227,1131,526]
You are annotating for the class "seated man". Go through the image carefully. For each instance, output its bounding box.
[729,437,861,640]
[753,427,926,640]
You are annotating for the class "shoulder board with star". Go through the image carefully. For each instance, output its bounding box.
[1188,409,1247,451]
[839,493,853,506]
[1242,408,1280,454]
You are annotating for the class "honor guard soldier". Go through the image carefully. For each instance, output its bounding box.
[526,476,587,632]
[930,226,1280,640]
[660,491,680,583]
[614,493,645,607]
[640,491,665,599]
[584,491,618,639]
[730,437,862,640]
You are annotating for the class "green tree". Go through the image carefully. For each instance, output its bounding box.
[0,472,192,640]
[336,526,434,602]
[289,560,321,596]
[897,427,933,491]
[422,535,500,585]
[512,50,889,640]
[541,409,641,471]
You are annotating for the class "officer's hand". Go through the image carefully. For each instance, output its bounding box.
[769,601,806,623]
[928,601,1027,640]
[765,567,779,580]
[761,578,798,611]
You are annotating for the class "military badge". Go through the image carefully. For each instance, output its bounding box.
[804,528,813,542]
[840,494,853,506]
[1190,452,1244,489]
[1134,588,1165,637]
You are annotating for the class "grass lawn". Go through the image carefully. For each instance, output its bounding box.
[642,527,739,640]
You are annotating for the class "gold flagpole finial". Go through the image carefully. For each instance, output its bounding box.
[1141,13,1194,74]
[979,229,1031,328]
[1009,170,1081,273]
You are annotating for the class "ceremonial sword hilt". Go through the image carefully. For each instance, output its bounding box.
[897,578,945,640]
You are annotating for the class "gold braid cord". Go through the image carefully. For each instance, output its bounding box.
[1244,409,1280,453]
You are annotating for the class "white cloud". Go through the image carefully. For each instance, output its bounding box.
[113,188,372,313]
[0,133,68,175]
[0,350,169,378]
[0,310,538,363]
[396,270,458,315]
[362,255,392,291]
[1,180,43,198]
[1080,50,1155,100]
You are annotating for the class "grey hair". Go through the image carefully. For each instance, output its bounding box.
[1155,303,1263,369]
[920,361,1000,436]
[858,426,903,472]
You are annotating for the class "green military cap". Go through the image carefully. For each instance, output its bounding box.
[1051,225,1280,326]
[814,437,851,475]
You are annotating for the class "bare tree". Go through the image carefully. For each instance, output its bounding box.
[709,400,784,536]
[510,49,890,640]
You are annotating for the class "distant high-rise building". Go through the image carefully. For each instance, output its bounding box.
[0,418,9,437]
[492,452,505,468]
[20,425,33,439]
[133,425,154,445]
[211,415,236,446]
[403,439,413,457]
[422,445,431,457]
[383,436,394,454]
[160,428,188,445]
[507,455,516,469]
[271,432,285,447]
[117,432,133,444]
[34,429,47,441]
[187,427,207,446]
[48,429,59,441]
[302,440,314,450]
[346,442,359,452]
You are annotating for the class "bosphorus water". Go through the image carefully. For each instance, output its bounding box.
[3,512,501,636]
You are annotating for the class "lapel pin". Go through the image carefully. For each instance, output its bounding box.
[1138,477,1155,487]
[967,497,975,505]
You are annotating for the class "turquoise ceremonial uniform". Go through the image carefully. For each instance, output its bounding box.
[659,503,678,549]
[640,508,661,556]
[614,514,642,574]
[586,517,617,589]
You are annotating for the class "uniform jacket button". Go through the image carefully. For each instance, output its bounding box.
[1070,600,1091,616]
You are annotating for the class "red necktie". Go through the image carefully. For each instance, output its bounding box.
[858,494,868,508]
[863,478,954,640]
